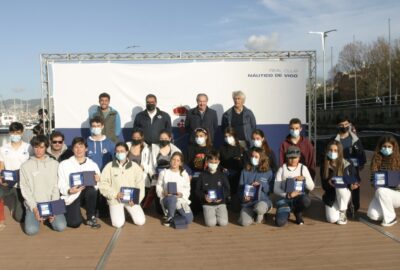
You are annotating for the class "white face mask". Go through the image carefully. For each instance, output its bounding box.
[91,127,102,136]
[208,163,219,172]
[290,129,300,138]
[10,134,22,143]
[225,136,235,146]
[195,136,206,146]
[381,147,393,156]
[251,157,259,166]
[327,151,338,160]
[252,139,262,148]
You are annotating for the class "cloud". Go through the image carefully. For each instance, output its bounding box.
[245,33,279,51]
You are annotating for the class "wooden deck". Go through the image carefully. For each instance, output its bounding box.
[1,154,400,270]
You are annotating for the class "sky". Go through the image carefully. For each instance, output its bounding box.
[0,0,399,100]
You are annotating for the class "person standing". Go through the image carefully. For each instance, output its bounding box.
[221,91,256,149]
[133,94,172,145]
[185,93,218,144]
[89,92,121,143]
[47,131,73,162]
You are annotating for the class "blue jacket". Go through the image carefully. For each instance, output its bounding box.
[87,136,115,171]
[221,106,256,147]
[238,168,273,207]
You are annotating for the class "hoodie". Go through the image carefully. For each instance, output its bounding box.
[87,135,115,171]
[19,155,60,211]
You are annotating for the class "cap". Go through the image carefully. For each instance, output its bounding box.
[286,146,301,158]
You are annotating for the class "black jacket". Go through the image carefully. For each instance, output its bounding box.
[195,170,231,205]
[185,106,218,143]
[133,108,171,145]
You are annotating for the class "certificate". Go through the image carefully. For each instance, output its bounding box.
[120,187,140,204]
[244,185,256,198]
[167,182,178,195]
[208,189,217,201]
[1,170,19,187]
[70,173,83,187]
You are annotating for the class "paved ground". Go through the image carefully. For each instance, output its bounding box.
[1,153,400,270]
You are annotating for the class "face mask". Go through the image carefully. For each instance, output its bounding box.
[10,134,22,143]
[146,103,156,111]
[131,139,141,145]
[338,126,349,134]
[327,151,338,160]
[225,136,235,146]
[91,127,102,136]
[116,152,127,161]
[290,129,300,138]
[251,157,259,166]
[159,140,170,147]
[195,136,206,146]
[381,147,393,156]
[208,163,219,172]
[252,139,262,148]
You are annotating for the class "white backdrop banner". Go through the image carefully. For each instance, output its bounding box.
[50,60,307,128]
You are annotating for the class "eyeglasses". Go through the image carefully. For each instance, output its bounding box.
[52,141,63,144]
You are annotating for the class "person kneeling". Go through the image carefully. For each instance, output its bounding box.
[156,152,193,227]
[100,142,146,228]
[274,146,314,226]
[238,148,273,226]
[20,135,66,235]
[321,141,357,225]
[196,151,230,227]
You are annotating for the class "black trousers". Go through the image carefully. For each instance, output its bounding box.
[65,187,97,228]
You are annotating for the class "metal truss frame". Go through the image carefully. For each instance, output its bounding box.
[40,50,317,145]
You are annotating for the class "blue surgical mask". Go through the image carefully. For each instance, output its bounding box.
[116,152,127,161]
[91,127,102,136]
[290,129,300,138]
[327,151,338,160]
[10,134,22,143]
[251,157,259,166]
[381,147,393,157]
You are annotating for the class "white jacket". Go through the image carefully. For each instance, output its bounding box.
[126,141,152,187]
[58,156,101,205]
[149,143,181,177]
[156,168,191,207]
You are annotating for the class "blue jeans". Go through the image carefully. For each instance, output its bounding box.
[24,209,67,236]
[275,194,311,227]
[162,196,193,224]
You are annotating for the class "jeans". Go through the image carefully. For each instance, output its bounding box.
[275,194,311,227]
[24,209,66,236]
[65,186,97,228]
[162,195,193,224]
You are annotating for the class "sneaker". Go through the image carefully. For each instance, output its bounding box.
[337,211,348,225]
[255,214,264,224]
[381,218,397,227]
[85,216,101,229]
[163,217,172,227]
[0,223,5,232]
[295,213,304,225]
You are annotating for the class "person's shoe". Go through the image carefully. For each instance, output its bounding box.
[85,216,101,229]
[381,218,397,227]
[163,217,172,227]
[255,214,264,224]
[295,213,304,225]
[337,211,348,225]
[0,223,6,232]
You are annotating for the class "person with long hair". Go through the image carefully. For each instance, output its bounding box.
[320,141,357,225]
[156,152,193,227]
[248,129,278,173]
[238,148,273,226]
[367,136,400,227]
[99,142,146,228]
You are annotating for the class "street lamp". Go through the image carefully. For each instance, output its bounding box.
[309,29,337,110]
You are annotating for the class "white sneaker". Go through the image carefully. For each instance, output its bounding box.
[337,211,347,225]
[381,218,397,227]
[0,223,5,232]
[255,214,264,224]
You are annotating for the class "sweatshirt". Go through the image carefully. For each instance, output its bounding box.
[149,143,181,176]
[58,156,101,205]
[156,169,191,206]
[19,155,60,211]
[126,141,152,187]
[195,170,231,205]
[238,168,273,207]
[87,135,115,171]
[274,162,315,198]
[99,160,145,206]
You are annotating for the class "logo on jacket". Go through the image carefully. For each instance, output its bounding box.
[102,148,108,154]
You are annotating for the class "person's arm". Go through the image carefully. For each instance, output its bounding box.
[133,164,145,204]
[222,173,231,200]
[238,170,245,198]
[155,169,166,199]
[165,113,172,132]
[212,110,218,140]
[51,162,61,201]
[302,165,315,191]
[274,166,286,198]
[307,139,316,179]
[181,172,191,202]
[98,163,117,201]
[195,174,204,203]
[221,112,228,134]
[269,150,278,173]
[249,110,256,130]
[57,162,70,196]
[279,142,285,167]
[184,110,191,133]
[0,160,5,185]
[115,111,121,137]
[19,164,37,212]
[133,113,140,129]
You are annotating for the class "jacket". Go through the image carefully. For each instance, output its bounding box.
[149,143,181,177]
[126,141,152,187]
[279,135,316,178]
[320,159,355,207]
[90,106,121,143]
[133,108,172,145]
[195,170,231,205]
[87,135,115,171]
[156,169,191,206]
[185,106,218,143]
[99,160,145,206]
[58,156,101,205]
[19,155,60,211]
[221,106,256,147]
[47,144,73,162]
[238,168,273,207]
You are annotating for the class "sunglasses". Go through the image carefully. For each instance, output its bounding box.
[52,141,63,144]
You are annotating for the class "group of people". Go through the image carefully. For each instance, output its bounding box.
[0,90,399,235]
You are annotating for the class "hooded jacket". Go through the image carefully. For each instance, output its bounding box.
[238,168,273,207]
[87,135,115,171]
[90,106,121,143]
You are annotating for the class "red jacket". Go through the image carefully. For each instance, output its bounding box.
[279,135,316,179]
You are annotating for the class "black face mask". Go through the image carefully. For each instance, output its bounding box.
[159,140,170,147]
[131,139,142,145]
[146,103,156,111]
[338,126,349,134]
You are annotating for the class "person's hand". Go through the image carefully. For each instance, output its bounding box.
[350,183,360,190]
[243,196,251,202]
[296,176,305,181]
[33,208,44,222]
[128,200,135,207]
[0,177,8,187]
[288,191,300,199]
[176,192,183,198]
[328,179,335,187]
[252,181,260,187]
[94,174,100,183]
[48,215,55,223]
[205,195,213,203]
[116,192,124,201]
[69,186,85,194]
[215,199,222,203]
